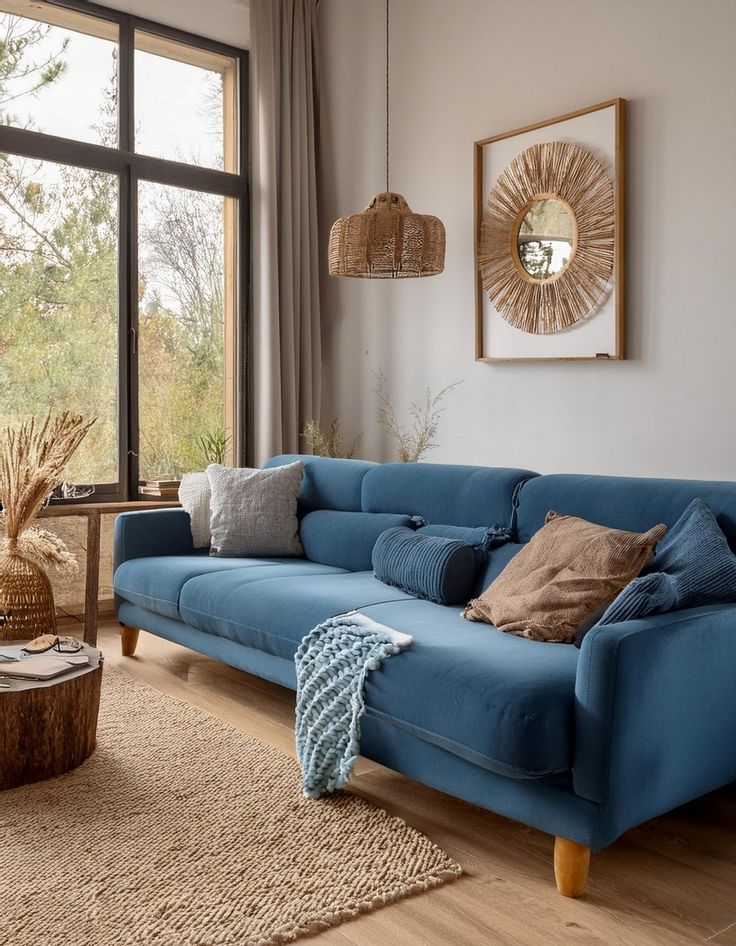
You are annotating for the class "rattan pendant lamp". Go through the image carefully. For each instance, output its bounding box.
[328,0,445,278]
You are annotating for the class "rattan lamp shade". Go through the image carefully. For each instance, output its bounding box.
[328,192,445,279]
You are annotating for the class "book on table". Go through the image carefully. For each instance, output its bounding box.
[0,655,89,680]
[139,485,179,498]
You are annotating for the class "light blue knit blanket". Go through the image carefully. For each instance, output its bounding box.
[295,611,412,798]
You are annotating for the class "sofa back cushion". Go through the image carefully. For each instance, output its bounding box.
[516,474,736,549]
[361,462,537,528]
[476,542,525,595]
[299,510,416,571]
[264,454,376,513]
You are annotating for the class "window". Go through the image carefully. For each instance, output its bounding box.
[137,182,235,479]
[0,0,246,499]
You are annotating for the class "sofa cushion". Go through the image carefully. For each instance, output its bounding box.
[208,461,304,558]
[114,554,346,621]
[264,454,376,513]
[576,499,736,645]
[361,462,537,528]
[464,512,667,643]
[373,527,479,605]
[476,542,524,594]
[299,510,416,571]
[177,566,577,778]
[178,472,211,548]
[360,598,579,778]
[417,523,492,544]
[179,571,414,660]
[516,473,736,548]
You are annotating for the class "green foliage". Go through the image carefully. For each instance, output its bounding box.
[0,17,227,484]
[198,427,231,466]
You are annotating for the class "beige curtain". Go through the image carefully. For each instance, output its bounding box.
[250,0,322,464]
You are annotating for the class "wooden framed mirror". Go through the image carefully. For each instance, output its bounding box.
[475,99,625,361]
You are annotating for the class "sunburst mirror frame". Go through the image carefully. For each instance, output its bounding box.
[474,98,626,362]
[479,140,615,335]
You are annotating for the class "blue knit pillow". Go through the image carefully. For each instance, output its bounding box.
[576,499,736,645]
[372,526,479,605]
[417,523,513,550]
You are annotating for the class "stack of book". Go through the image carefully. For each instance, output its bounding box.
[139,478,180,499]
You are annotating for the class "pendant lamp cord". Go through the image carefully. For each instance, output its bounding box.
[385,0,390,194]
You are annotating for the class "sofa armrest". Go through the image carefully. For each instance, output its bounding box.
[113,508,195,570]
[574,604,736,812]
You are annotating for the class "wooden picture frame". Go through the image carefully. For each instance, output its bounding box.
[474,98,626,362]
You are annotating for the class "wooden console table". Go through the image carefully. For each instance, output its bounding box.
[37,501,179,646]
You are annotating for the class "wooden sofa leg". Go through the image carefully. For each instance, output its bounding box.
[120,626,140,657]
[554,836,590,898]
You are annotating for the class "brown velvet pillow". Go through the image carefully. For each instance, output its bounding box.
[462,511,667,643]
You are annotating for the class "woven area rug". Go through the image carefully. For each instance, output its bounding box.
[0,666,461,946]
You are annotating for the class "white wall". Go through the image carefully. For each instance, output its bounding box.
[317,0,736,479]
[97,0,248,47]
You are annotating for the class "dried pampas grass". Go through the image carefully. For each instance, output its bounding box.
[0,412,95,571]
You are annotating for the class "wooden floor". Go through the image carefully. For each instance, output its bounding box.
[97,620,736,946]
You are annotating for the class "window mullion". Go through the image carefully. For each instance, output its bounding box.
[118,13,134,153]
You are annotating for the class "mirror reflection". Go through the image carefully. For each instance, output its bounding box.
[517,198,574,280]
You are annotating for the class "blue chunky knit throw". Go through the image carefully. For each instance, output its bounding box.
[295,612,412,798]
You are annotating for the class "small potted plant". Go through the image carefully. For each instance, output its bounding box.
[198,427,231,466]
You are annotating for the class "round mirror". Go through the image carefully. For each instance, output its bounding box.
[516,197,575,280]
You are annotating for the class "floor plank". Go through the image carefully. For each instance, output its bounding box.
[97,622,736,946]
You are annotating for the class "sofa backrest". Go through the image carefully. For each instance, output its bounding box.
[516,473,736,549]
[264,455,538,571]
[264,454,376,513]
[361,462,538,528]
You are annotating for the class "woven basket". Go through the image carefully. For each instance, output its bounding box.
[0,550,57,641]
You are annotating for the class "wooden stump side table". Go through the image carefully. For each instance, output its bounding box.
[0,645,103,791]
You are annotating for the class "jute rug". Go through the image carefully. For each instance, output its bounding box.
[0,666,461,946]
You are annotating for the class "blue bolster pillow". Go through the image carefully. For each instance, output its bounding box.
[372,526,479,605]
[300,511,416,571]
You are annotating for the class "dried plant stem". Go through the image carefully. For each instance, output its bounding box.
[0,412,95,572]
[374,372,462,463]
[302,419,362,459]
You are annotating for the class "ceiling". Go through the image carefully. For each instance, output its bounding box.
[97,0,250,48]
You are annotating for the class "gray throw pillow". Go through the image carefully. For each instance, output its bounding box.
[207,461,304,558]
[178,471,212,548]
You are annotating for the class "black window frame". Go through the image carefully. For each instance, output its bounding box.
[0,0,249,503]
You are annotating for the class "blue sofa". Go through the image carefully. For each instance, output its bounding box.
[113,456,736,896]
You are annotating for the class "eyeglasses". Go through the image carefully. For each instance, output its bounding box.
[22,634,84,655]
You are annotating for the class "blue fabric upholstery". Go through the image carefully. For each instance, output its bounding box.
[361,462,537,528]
[645,498,736,605]
[264,454,376,513]
[118,599,605,848]
[179,571,412,660]
[516,473,736,547]
[417,523,493,544]
[118,602,297,689]
[114,508,195,568]
[360,599,579,778]
[115,459,736,855]
[372,527,479,605]
[300,510,415,571]
[476,542,524,595]
[575,604,736,817]
[568,498,736,643]
[359,716,608,848]
[114,555,344,621]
